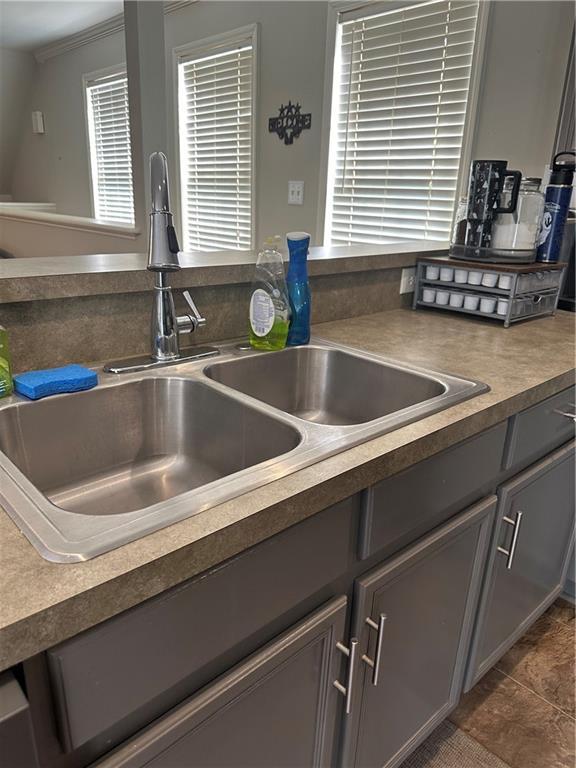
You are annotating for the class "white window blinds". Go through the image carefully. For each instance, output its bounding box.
[86,71,134,226]
[325,0,479,245]
[177,36,254,251]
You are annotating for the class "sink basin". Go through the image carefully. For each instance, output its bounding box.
[205,346,447,426]
[0,378,300,517]
[0,339,487,561]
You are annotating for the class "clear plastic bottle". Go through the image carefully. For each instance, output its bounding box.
[286,232,311,346]
[249,237,290,351]
[0,327,14,398]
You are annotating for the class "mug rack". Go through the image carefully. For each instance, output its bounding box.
[413,257,566,328]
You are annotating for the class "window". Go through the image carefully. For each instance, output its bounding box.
[85,69,134,226]
[177,28,256,251]
[325,0,480,245]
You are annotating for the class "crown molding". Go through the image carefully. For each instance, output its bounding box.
[34,1,196,63]
[34,14,125,63]
[165,1,196,14]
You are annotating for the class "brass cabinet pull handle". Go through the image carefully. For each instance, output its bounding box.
[334,638,358,715]
[497,510,524,570]
[362,613,387,686]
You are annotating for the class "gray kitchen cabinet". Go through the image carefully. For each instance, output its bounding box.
[340,497,496,768]
[44,497,357,754]
[504,387,575,474]
[0,671,39,768]
[359,423,506,560]
[93,596,349,768]
[465,442,575,691]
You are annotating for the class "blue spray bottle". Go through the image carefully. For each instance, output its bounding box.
[537,150,575,263]
[286,232,311,346]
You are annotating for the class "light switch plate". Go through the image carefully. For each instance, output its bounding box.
[31,111,45,134]
[400,267,416,294]
[288,181,304,205]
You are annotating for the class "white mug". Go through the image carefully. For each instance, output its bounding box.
[422,288,436,303]
[436,290,450,305]
[480,297,497,314]
[481,272,499,288]
[498,274,513,290]
[449,292,464,308]
[439,267,454,282]
[425,265,440,280]
[464,295,480,311]
[454,269,468,284]
[497,299,510,316]
[468,271,483,285]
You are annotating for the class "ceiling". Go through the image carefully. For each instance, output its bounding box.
[0,1,124,51]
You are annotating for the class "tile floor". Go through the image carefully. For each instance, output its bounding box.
[448,597,575,768]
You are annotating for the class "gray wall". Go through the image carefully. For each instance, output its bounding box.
[471,0,574,178]
[0,0,573,257]
[161,0,573,245]
[9,31,125,216]
[0,48,36,196]
[163,2,329,248]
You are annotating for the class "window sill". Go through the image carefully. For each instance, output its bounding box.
[0,209,140,239]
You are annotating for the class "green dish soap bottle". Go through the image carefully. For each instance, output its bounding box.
[0,327,14,398]
[249,236,290,351]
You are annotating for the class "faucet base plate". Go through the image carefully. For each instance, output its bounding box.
[104,346,220,374]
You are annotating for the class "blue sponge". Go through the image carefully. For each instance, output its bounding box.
[14,364,98,400]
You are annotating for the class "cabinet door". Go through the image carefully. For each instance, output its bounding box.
[341,497,495,768]
[0,671,38,768]
[465,442,575,690]
[94,597,348,768]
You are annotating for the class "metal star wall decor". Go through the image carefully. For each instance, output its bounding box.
[269,101,311,145]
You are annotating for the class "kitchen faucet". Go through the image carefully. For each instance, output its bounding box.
[105,152,218,373]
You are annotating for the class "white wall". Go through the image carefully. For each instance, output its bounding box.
[163,2,329,248]
[470,0,573,178]
[10,31,126,217]
[0,47,36,195]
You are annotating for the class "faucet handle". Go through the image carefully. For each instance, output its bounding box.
[167,224,180,255]
[180,290,206,331]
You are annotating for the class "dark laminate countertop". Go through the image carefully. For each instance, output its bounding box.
[0,242,447,303]
[0,307,573,670]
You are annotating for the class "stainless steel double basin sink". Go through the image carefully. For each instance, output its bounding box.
[0,340,488,561]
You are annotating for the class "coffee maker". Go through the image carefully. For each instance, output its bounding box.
[450,160,539,263]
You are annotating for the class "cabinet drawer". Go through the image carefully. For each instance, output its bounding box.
[505,386,575,473]
[46,496,358,753]
[359,423,506,560]
[0,671,38,767]
[93,597,347,768]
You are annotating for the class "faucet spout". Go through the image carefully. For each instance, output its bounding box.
[150,152,171,213]
[147,152,180,272]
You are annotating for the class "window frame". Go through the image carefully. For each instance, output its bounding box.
[172,24,258,252]
[316,0,491,244]
[83,63,135,226]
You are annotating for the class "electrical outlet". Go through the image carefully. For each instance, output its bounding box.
[399,267,416,294]
[288,180,304,205]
